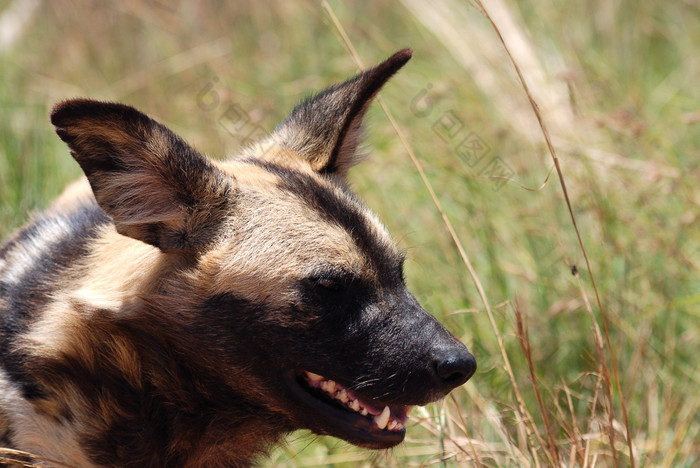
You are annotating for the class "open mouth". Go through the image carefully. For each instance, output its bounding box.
[287,370,414,448]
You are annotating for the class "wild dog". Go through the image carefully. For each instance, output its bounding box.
[0,49,476,467]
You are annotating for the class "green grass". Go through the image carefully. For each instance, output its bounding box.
[1,0,699,466]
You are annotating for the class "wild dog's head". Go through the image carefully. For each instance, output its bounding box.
[50,49,476,449]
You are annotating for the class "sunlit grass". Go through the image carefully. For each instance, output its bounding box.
[1,1,698,466]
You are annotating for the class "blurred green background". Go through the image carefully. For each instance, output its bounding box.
[1,1,698,466]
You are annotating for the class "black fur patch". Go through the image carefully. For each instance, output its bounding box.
[0,204,110,399]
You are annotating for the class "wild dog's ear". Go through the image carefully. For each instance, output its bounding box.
[274,49,412,177]
[51,99,234,254]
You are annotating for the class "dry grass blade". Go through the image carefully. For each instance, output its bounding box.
[472,0,635,466]
[514,299,559,465]
[449,393,483,467]
[561,383,585,465]
[573,267,619,466]
[0,448,75,467]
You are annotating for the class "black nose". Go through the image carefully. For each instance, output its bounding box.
[435,349,477,387]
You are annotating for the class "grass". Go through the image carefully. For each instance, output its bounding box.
[1,0,699,466]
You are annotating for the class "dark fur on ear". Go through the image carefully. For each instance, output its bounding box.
[51,99,235,254]
[274,49,412,177]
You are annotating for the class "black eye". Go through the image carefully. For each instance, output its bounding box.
[316,277,341,291]
[305,276,343,293]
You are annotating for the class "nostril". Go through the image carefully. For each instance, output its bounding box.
[435,352,477,387]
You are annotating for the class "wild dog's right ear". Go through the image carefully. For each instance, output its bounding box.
[273,49,412,178]
[51,99,234,254]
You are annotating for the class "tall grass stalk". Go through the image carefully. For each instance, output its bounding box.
[473,0,634,465]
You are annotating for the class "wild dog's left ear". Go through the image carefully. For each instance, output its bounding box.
[274,49,412,177]
[51,99,234,254]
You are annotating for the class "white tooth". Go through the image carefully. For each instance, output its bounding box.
[360,408,368,416]
[320,380,337,394]
[306,372,323,384]
[350,399,360,412]
[387,420,397,431]
[396,422,404,430]
[374,406,390,430]
[337,389,349,403]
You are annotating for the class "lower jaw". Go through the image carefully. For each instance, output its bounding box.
[284,373,406,449]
